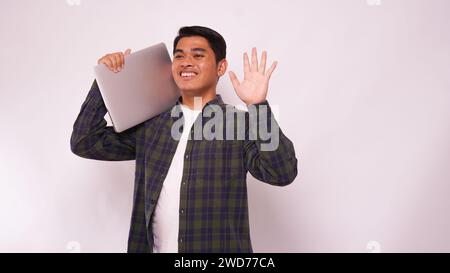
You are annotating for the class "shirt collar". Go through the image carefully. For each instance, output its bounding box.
[166,94,225,122]
[175,94,225,110]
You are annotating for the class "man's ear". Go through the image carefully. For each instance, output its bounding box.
[217,59,228,77]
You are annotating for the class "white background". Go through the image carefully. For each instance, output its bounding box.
[1,0,450,252]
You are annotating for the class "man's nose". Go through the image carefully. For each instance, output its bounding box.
[180,56,194,67]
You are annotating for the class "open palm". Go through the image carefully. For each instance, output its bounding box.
[229,47,278,105]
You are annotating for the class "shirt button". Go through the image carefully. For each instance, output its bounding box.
[182,181,186,186]
[185,155,189,159]
[179,237,183,243]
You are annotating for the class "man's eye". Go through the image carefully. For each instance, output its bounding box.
[174,55,202,59]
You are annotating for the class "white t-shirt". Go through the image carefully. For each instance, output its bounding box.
[152,103,201,253]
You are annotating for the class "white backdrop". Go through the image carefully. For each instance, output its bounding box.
[1,0,450,252]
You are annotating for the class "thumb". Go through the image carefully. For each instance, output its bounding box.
[228,71,240,90]
[124,48,131,56]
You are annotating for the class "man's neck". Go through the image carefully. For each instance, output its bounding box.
[181,90,217,111]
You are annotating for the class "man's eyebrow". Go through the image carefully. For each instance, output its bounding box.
[174,48,207,54]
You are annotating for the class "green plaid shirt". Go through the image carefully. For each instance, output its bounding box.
[70,80,298,253]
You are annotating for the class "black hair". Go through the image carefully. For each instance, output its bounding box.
[173,26,226,64]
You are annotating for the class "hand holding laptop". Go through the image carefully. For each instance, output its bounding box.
[97,48,132,73]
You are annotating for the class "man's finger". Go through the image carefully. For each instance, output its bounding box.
[101,58,113,71]
[108,55,117,72]
[97,55,106,65]
[266,61,278,80]
[228,71,240,90]
[251,47,258,72]
[112,54,121,72]
[259,50,267,74]
[243,52,250,80]
[124,48,131,56]
[119,53,124,70]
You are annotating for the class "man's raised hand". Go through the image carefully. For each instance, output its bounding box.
[228,47,278,105]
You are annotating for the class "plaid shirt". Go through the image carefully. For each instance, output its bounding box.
[70,80,298,253]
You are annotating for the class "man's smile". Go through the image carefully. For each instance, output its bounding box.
[180,71,198,80]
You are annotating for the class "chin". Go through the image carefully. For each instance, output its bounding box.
[176,82,203,93]
[179,88,204,97]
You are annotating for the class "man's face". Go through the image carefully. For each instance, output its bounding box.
[172,36,225,96]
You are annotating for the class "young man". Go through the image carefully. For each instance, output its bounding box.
[70,26,298,253]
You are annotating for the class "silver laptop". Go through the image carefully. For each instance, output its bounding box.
[94,42,180,133]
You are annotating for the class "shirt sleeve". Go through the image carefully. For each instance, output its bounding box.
[243,100,298,186]
[70,79,138,161]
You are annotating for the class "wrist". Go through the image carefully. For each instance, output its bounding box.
[246,99,268,106]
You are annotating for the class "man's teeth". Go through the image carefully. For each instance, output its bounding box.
[181,72,197,77]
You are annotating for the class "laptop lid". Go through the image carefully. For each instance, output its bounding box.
[94,42,180,132]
